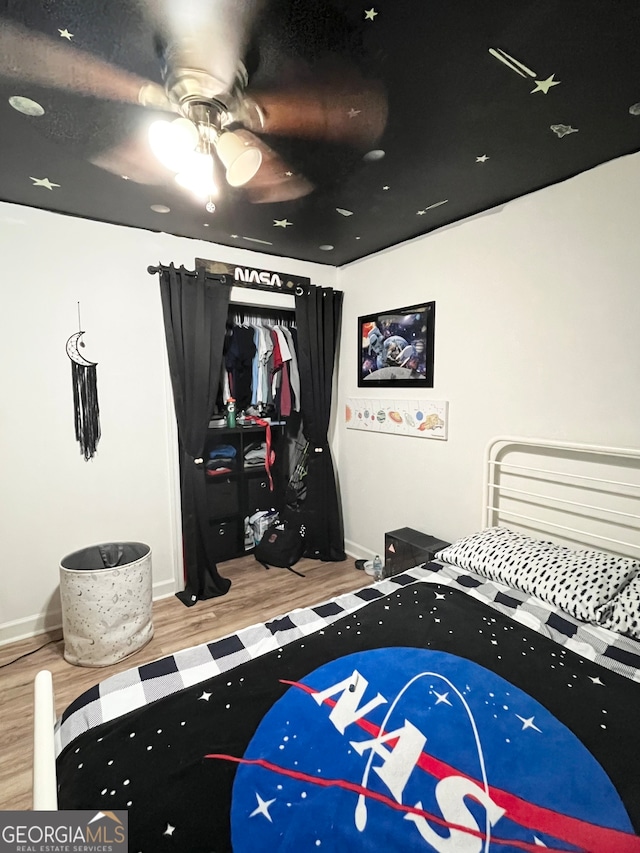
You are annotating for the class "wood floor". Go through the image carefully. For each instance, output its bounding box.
[0,553,367,811]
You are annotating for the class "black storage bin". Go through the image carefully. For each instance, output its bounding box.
[247,474,273,513]
[209,519,239,562]
[206,477,239,519]
[384,527,450,575]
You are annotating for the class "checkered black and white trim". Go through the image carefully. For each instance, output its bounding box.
[55,562,640,756]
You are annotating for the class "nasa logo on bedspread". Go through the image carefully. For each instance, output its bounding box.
[208,649,637,853]
[0,811,127,853]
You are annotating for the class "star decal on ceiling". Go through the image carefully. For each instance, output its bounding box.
[273,219,292,228]
[364,8,378,21]
[382,185,390,190]
[476,155,490,163]
[163,824,175,836]
[250,793,276,822]
[489,48,560,96]
[58,28,74,40]
[285,171,293,177]
[29,176,60,190]
[531,74,560,95]
[348,108,361,118]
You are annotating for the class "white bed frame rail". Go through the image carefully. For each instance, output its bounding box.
[33,669,58,810]
[484,437,640,559]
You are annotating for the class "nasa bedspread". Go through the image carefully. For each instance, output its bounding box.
[56,572,640,853]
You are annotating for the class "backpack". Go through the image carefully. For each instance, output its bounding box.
[254,521,305,577]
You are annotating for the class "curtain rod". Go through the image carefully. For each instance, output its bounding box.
[147,264,227,283]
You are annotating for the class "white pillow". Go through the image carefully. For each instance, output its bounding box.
[599,574,640,640]
[435,527,640,625]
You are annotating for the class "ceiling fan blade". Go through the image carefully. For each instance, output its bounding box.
[233,129,314,204]
[0,18,170,110]
[139,0,265,104]
[243,65,388,148]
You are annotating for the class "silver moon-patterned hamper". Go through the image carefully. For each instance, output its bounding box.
[59,542,153,666]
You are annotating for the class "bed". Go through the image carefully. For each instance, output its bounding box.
[35,437,640,852]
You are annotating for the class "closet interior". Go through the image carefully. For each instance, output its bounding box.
[203,301,303,562]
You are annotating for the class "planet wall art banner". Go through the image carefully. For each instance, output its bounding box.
[345,398,448,439]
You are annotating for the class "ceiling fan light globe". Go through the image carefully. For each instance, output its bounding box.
[148,117,199,172]
[215,131,262,187]
[175,151,217,199]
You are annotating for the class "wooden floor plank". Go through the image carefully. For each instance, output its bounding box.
[0,554,367,810]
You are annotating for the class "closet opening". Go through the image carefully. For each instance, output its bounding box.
[206,295,304,564]
[151,261,345,606]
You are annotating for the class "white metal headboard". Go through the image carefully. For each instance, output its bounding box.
[483,437,640,559]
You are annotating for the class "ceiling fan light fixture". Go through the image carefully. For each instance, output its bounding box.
[174,151,217,199]
[148,117,199,172]
[215,130,262,187]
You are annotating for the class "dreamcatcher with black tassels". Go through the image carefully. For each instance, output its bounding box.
[65,304,100,460]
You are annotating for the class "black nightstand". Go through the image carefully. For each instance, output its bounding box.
[384,527,450,575]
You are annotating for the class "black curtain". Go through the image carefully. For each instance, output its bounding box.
[157,264,232,606]
[293,285,346,561]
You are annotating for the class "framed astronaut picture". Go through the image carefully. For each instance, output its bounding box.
[357,301,435,387]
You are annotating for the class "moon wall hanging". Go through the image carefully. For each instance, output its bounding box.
[66,316,100,460]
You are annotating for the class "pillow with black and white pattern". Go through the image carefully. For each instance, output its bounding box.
[435,526,640,625]
[599,574,640,640]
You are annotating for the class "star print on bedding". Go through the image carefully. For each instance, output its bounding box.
[226,648,633,853]
[436,526,640,625]
[56,582,640,851]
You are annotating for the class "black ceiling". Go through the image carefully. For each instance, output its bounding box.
[1,1,639,267]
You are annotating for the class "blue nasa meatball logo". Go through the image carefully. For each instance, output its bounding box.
[225,648,634,852]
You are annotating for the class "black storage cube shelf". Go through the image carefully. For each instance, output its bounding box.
[202,422,285,561]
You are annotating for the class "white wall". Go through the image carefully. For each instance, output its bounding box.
[0,203,336,644]
[337,153,640,559]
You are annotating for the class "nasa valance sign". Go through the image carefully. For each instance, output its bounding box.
[196,258,310,296]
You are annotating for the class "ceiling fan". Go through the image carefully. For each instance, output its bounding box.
[0,0,388,207]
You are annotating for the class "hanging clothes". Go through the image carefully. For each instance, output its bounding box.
[224,324,256,411]
[280,325,301,412]
[224,311,298,417]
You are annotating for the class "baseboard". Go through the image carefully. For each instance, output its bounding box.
[344,539,374,561]
[0,578,179,648]
[151,577,179,600]
[0,611,63,647]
